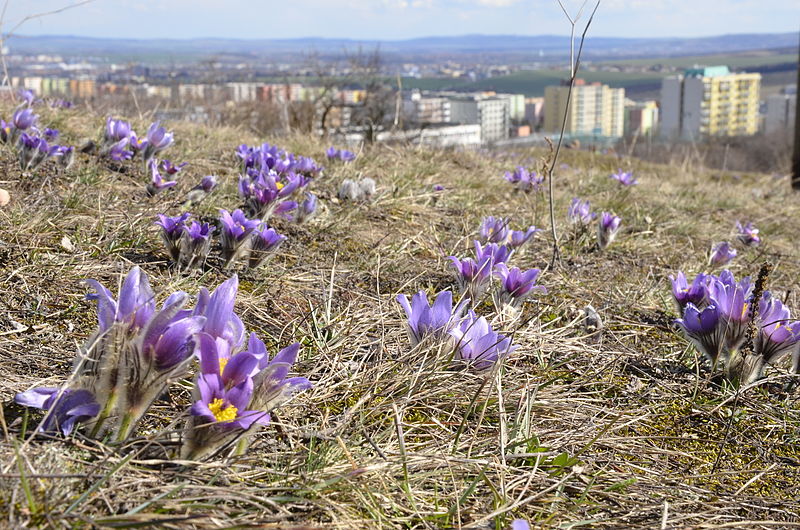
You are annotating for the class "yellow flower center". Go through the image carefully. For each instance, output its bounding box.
[276,181,285,190]
[741,303,749,319]
[219,357,229,374]
[208,398,238,423]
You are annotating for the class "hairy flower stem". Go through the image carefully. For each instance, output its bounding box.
[89,391,118,439]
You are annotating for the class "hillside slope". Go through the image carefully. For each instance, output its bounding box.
[1,103,800,528]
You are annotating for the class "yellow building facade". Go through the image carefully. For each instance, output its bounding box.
[543,80,625,137]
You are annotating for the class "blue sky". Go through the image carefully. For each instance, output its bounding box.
[5,0,799,40]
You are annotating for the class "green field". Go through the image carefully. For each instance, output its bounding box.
[600,52,798,69]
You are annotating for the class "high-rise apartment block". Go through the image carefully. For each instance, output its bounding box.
[543,80,625,137]
[764,85,797,134]
[660,66,760,139]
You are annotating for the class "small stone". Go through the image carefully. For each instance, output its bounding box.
[60,235,75,253]
[0,188,9,207]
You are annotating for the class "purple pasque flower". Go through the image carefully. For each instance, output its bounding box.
[183,372,269,457]
[508,226,542,249]
[198,275,246,350]
[240,171,304,219]
[185,175,218,205]
[104,116,132,143]
[567,198,595,224]
[610,169,638,186]
[56,145,75,171]
[43,127,59,140]
[156,212,191,262]
[128,132,147,152]
[160,159,187,175]
[493,264,546,309]
[85,266,156,333]
[675,302,726,366]
[325,146,339,160]
[142,121,174,163]
[80,266,206,439]
[339,149,356,162]
[18,133,59,170]
[754,292,800,365]
[504,166,544,192]
[511,520,531,530]
[0,119,11,143]
[249,340,311,412]
[18,89,36,106]
[597,212,622,250]
[433,184,445,192]
[449,256,494,302]
[669,271,709,312]
[706,269,753,353]
[179,220,215,269]
[709,241,736,267]
[396,290,469,346]
[248,225,286,268]
[736,221,761,247]
[146,160,177,196]
[219,209,261,266]
[15,387,100,436]
[448,313,517,370]
[12,107,37,131]
[295,192,318,224]
[107,137,133,161]
[479,216,511,244]
[474,240,512,266]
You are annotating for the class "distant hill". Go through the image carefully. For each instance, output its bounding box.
[7,32,799,62]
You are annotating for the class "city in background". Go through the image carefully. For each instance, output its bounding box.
[2,30,796,172]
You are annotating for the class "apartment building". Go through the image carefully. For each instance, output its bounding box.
[660,66,760,139]
[543,80,625,137]
[449,96,510,144]
[764,85,796,134]
[624,99,659,136]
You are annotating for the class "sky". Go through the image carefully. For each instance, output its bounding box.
[3,0,799,41]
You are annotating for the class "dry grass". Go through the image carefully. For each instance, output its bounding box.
[2,103,800,529]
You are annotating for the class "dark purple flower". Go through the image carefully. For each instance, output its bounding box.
[104,116,132,143]
[449,313,517,370]
[12,108,37,131]
[146,160,177,196]
[249,341,311,411]
[568,198,595,224]
[190,373,268,430]
[18,89,36,106]
[675,303,725,366]
[248,226,286,268]
[610,169,638,186]
[670,271,709,312]
[504,166,544,192]
[295,193,318,224]
[160,159,187,175]
[433,184,445,192]
[479,216,510,244]
[474,241,512,266]
[736,221,761,247]
[709,242,736,267]
[755,292,800,364]
[493,264,546,308]
[15,387,100,435]
[396,290,469,346]
[598,212,622,249]
[43,128,59,141]
[107,138,133,161]
[179,221,215,269]
[508,227,542,249]
[156,212,191,262]
[143,121,174,162]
